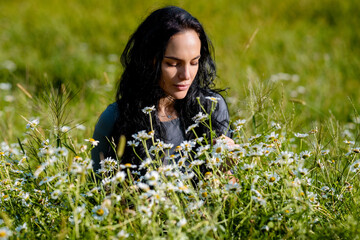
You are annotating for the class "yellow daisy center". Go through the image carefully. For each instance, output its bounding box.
[96,209,104,216]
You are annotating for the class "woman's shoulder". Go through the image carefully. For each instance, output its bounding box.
[95,102,119,130]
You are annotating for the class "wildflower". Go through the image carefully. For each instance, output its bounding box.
[180,171,195,180]
[26,119,39,130]
[39,176,56,186]
[188,160,204,168]
[119,163,137,169]
[0,82,12,90]
[80,144,88,152]
[51,190,62,200]
[18,155,27,166]
[206,156,222,168]
[144,171,159,186]
[205,96,220,103]
[307,191,318,204]
[186,200,204,211]
[300,150,311,159]
[105,193,122,202]
[138,205,152,218]
[350,160,360,172]
[225,183,241,193]
[34,163,47,178]
[242,163,255,171]
[127,140,139,148]
[92,205,109,221]
[271,121,282,130]
[344,140,355,145]
[15,223,27,233]
[139,158,152,170]
[137,182,150,192]
[265,132,278,142]
[261,225,270,231]
[0,227,12,240]
[178,157,187,168]
[294,132,309,138]
[142,105,155,114]
[102,177,112,186]
[196,145,210,156]
[86,187,100,197]
[296,167,309,176]
[75,124,86,130]
[85,138,99,146]
[233,119,246,131]
[60,126,71,133]
[351,147,360,154]
[192,112,208,123]
[163,143,173,150]
[112,171,126,183]
[308,127,318,134]
[249,134,262,142]
[265,172,280,185]
[277,151,295,164]
[132,130,152,141]
[177,218,187,227]
[185,123,199,134]
[55,147,69,157]
[195,137,204,144]
[116,230,130,239]
[251,195,266,206]
[69,204,86,225]
[180,140,196,153]
[321,149,330,155]
[98,157,118,174]
[177,181,191,194]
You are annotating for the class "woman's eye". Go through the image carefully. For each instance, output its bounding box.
[166,62,178,67]
[191,62,199,66]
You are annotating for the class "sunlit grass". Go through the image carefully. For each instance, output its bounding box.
[1,0,360,238]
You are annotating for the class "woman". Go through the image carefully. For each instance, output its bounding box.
[92,6,234,172]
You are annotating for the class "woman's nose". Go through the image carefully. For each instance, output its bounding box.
[179,65,191,80]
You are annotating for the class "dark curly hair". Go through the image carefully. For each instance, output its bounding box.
[112,6,226,165]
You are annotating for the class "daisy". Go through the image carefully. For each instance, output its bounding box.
[0,227,12,240]
[92,205,109,221]
[177,218,187,227]
[350,160,360,172]
[205,96,220,103]
[51,189,62,200]
[265,172,280,185]
[127,140,139,147]
[192,112,208,123]
[26,119,39,130]
[85,138,99,147]
[116,230,130,239]
[15,222,27,233]
[111,171,126,183]
[185,123,199,134]
[294,132,309,138]
[142,105,155,114]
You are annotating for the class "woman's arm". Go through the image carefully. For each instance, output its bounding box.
[91,103,119,171]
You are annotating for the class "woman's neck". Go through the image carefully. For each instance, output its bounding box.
[158,95,177,121]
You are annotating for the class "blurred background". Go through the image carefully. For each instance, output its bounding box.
[1,0,359,140]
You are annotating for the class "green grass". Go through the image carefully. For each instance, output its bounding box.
[1,0,360,238]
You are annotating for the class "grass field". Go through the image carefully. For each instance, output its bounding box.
[1,0,360,239]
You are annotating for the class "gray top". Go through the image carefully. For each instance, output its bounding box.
[91,93,230,170]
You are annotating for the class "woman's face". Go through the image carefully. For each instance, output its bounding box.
[160,29,201,100]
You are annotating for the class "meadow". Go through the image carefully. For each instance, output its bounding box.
[1,0,360,239]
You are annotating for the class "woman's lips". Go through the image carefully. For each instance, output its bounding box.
[174,84,190,91]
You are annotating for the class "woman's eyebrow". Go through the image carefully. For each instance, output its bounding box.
[164,55,201,61]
